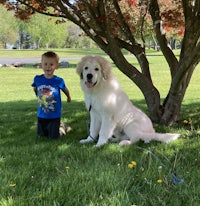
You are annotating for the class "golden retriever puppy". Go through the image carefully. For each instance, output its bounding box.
[76,56,180,146]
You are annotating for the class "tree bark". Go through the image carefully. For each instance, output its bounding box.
[161,64,196,125]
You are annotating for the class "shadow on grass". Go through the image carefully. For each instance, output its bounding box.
[1,98,200,146]
[0,99,87,144]
[0,97,199,145]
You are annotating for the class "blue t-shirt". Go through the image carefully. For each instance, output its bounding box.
[32,74,67,119]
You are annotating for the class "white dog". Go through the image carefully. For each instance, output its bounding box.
[76,56,180,146]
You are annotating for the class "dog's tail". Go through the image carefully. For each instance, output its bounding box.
[119,132,180,146]
[141,132,180,143]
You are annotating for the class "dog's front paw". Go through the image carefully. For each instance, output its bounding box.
[80,136,95,144]
[96,138,107,147]
[119,140,131,146]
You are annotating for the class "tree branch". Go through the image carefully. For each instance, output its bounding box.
[115,37,152,82]
[112,0,136,45]
[180,0,200,60]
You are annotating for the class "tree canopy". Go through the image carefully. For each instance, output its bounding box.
[26,13,68,48]
[0,5,17,48]
[1,0,200,125]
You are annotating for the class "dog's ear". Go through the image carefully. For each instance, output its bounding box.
[76,61,83,77]
[102,69,109,80]
[96,56,111,80]
[76,56,91,78]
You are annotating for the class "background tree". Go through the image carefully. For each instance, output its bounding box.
[14,19,38,49]
[0,5,18,48]
[66,24,96,48]
[26,14,68,48]
[1,0,200,125]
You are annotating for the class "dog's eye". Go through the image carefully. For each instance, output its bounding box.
[95,68,99,71]
[84,67,88,70]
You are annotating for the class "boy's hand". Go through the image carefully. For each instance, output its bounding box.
[67,96,71,102]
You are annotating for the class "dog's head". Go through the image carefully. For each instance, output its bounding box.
[76,56,112,89]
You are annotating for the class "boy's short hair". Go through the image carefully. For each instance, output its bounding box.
[42,51,59,63]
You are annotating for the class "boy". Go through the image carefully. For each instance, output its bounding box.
[32,51,71,139]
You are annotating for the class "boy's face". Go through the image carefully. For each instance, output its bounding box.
[41,56,59,78]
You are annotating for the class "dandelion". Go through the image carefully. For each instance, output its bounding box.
[128,164,133,168]
[157,179,163,184]
[128,161,137,168]
[39,194,45,200]
[131,161,137,166]
[65,166,70,170]
[65,166,70,175]
[9,183,16,187]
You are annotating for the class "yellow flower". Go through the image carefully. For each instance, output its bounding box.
[128,161,137,168]
[157,179,163,183]
[65,166,70,170]
[9,183,16,187]
[128,163,134,168]
[131,161,137,166]
[39,194,45,200]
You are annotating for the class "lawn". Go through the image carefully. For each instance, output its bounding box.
[0,49,200,205]
[0,48,107,58]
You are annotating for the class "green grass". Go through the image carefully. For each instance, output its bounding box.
[0,48,106,58]
[0,50,200,205]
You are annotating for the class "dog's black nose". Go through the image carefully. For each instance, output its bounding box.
[87,73,93,80]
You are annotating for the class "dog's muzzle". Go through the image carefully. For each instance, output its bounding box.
[85,73,97,88]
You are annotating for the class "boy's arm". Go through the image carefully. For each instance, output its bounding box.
[33,87,37,96]
[63,87,71,102]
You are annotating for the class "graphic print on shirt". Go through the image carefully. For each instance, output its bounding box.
[37,85,56,114]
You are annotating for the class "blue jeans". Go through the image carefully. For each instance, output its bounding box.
[37,118,60,139]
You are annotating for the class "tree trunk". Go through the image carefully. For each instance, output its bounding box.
[3,42,7,49]
[160,63,196,125]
